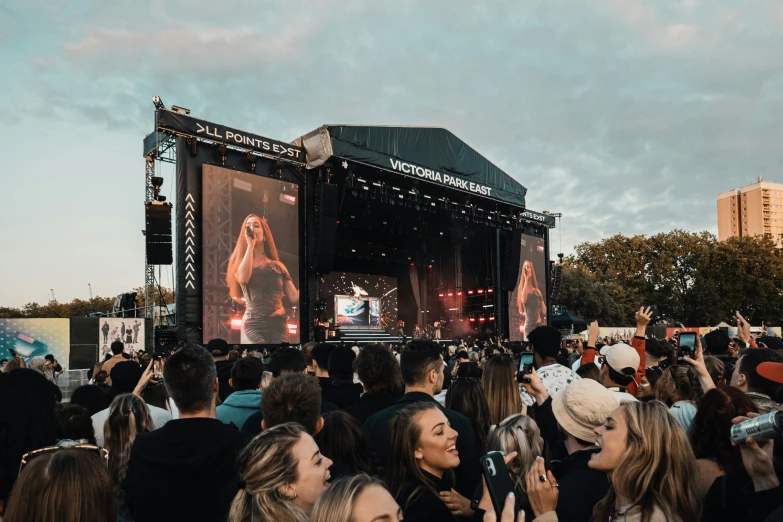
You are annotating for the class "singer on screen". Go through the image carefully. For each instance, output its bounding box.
[227,214,299,343]
[517,259,545,339]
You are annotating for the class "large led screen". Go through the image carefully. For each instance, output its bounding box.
[320,272,398,330]
[202,165,300,344]
[334,296,381,327]
[0,318,70,364]
[508,234,548,341]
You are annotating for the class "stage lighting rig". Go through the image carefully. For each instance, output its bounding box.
[171,105,190,115]
[152,96,165,110]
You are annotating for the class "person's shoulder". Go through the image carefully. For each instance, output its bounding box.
[91,407,110,422]
[364,403,399,427]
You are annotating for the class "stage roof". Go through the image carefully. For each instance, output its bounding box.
[295,125,527,208]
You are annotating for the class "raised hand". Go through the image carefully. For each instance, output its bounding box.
[520,367,549,405]
[736,311,751,345]
[732,413,778,492]
[683,335,715,392]
[635,307,653,337]
[587,321,600,347]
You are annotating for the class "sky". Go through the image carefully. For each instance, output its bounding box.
[1,0,782,307]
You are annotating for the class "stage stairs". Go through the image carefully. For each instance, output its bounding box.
[333,329,454,345]
[334,329,399,343]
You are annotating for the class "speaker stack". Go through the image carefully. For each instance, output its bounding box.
[315,184,338,274]
[145,202,173,265]
[501,228,523,291]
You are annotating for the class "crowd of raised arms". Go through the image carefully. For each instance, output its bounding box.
[1,307,782,522]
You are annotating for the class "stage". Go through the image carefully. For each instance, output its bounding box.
[143,106,557,345]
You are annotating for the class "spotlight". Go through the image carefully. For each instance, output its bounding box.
[152,95,165,110]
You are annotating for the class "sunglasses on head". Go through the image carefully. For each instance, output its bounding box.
[19,443,109,475]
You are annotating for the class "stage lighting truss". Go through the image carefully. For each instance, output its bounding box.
[341,172,549,230]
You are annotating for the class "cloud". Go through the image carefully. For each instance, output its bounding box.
[31,56,52,68]
[1,0,783,306]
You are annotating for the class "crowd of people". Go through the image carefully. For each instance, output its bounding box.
[0,308,782,522]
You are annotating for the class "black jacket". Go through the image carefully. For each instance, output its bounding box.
[322,380,363,409]
[551,448,609,522]
[364,391,480,498]
[215,360,234,402]
[343,390,400,424]
[396,469,456,522]
[123,418,249,522]
[701,459,783,522]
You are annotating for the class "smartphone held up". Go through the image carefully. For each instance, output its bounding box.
[677,332,697,364]
[517,352,534,384]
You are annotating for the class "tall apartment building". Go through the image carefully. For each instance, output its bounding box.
[717,177,783,244]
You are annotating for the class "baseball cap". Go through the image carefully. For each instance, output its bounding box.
[551,379,619,443]
[600,343,640,376]
[757,362,783,384]
[206,338,230,356]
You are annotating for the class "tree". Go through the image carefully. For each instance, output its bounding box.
[0,288,176,319]
[559,231,783,326]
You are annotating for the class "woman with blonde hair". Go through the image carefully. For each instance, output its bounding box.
[103,394,153,522]
[482,355,523,425]
[226,214,299,344]
[526,400,700,522]
[489,414,542,509]
[311,473,402,522]
[228,422,332,522]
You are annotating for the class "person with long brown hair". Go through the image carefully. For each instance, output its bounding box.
[690,386,758,499]
[527,400,700,522]
[104,394,153,504]
[444,377,492,455]
[226,214,299,344]
[517,259,545,339]
[311,473,402,522]
[4,449,115,522]
[387,402,460,522]
[229,422,332,522]
[483,355,523,425]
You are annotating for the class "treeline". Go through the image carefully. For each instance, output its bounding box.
[558,230,783,327]
[0,287,176,319]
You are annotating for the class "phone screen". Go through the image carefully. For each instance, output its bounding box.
[517,352,534,383]
[678,332,696,362]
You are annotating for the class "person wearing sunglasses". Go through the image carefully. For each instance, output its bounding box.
[4,446,114,522]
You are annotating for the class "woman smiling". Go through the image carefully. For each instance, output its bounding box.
[228,423,332,522]
[386,402,461,522]
[527,401,700,522]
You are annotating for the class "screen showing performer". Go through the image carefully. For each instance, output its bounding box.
[202,165,300,344]
[334,296,381,327]
[320,272,397,330]
[508,234,547,341]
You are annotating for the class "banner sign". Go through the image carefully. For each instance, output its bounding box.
[520,210,556,228]
[387,158,494,197]
[157,110,305,164]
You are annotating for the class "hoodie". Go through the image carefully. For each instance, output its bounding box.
[216,389,263,429]
[123,418,249,522]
